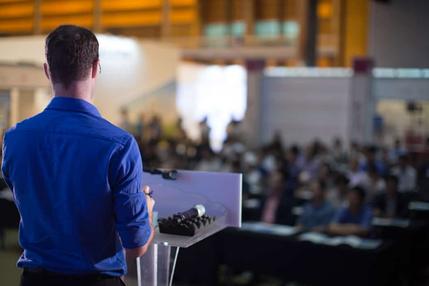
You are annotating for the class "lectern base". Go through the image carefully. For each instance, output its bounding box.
[126,221,227,286]
[136,243,180,286]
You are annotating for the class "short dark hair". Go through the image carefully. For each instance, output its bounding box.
[45,25,99,88]
[350,186,366,201]
[335,173,349,186]
[317,179,327,192]
[386,174,399,186]
[367,163,378,175]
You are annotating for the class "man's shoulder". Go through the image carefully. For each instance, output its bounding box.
[4,111,135,148]
[4,112,45,137]
[94,117,135,147]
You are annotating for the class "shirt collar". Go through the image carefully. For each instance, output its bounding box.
[45,96,102,118]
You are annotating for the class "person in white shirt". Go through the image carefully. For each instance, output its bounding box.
[348,157,369,189]
[392,154,417,193]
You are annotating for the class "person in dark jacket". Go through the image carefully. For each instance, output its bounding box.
[373,175,408,218]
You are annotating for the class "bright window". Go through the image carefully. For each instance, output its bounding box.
[177,63,247,151]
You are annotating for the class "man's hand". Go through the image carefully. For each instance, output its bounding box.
[143,185,155,225]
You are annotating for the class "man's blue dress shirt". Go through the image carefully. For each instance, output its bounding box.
[1,97,151,276]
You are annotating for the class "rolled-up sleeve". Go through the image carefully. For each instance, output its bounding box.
[110,136,151,249]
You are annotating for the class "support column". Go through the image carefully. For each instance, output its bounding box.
[161,0,171,39]
[305,0,318,66]
[349,57,375,144]
[93,0,102,33]
[243,0,255,37]
[193,0,203,37]
[341,0,370,66]
[241,59,265,147]
[33,0,41,34]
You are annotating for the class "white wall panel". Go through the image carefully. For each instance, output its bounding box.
[261,76,351,145]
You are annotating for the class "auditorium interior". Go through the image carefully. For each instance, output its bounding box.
[1,0,429,285]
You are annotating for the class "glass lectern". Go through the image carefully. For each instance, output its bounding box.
[125,170,242,286]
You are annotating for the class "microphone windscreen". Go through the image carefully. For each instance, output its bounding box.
[194,204,206,217]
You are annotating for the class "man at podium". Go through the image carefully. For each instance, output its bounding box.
[1,25,154,286]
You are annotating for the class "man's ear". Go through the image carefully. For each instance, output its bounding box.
[43,63,50,80]
[91,59,99,79]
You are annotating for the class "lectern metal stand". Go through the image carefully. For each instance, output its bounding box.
[135,221,226,286]
[137,243,174,286]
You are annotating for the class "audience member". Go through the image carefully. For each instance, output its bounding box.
[261,170,285,224]
[330,137,348,172]
[147,115,163,143]
[283,145,302,194]
[135,112,145,139]
[392,154,417,193]
[360,145,387,176]
[297,180,336,230]
[366,164,386,202]
[389,138,407,163]
[301,140,324,183]
[373,175,408,218]
[328,186,373,236]
[327,174,350,208]
[348,158,369,188]
[119,107,132,132]
[199,117,210,146]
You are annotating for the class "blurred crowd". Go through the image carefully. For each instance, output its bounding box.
[121,111,429,237]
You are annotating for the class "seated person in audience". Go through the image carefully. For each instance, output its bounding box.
[373,175,408,218]
[417,157,429,197]
[360,145,387,176]
[327,173,349,208]
[297,180,336,231]
[348,158,370,189]
[366,164,386,202]
[328,186,373,236]
[261,170,285,224]
[392,154,417,193]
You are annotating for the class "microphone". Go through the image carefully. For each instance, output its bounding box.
[174,204,206,221]
[159,204,215,236]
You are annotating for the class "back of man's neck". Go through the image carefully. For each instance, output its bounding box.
[54,94,91,103]
[53,82,92,103]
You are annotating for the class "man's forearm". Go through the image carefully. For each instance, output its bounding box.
[125,223,155,259]
[146,224,155,247]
